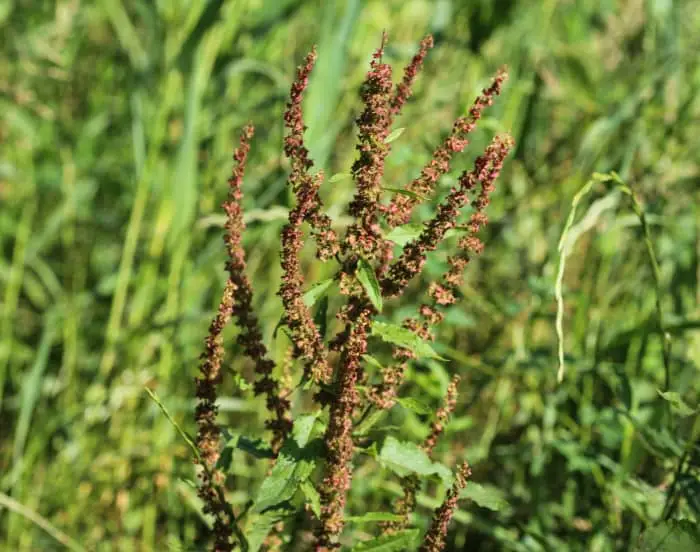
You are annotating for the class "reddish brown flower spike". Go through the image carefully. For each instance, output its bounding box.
[279,47,336,385]
[344,32,394,260]
[423,375,461,455]
[419,462,472,552]
[390,34,435,117]
[384,68,508,228]
[382,133,514,298]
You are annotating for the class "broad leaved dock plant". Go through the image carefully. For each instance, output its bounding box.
[194,32,513,551]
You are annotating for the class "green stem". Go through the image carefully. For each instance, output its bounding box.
[613,172,672,391]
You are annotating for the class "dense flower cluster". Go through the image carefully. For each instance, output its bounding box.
[419,462,473,552]
[195,127,261,551]
[344,33,394,260]
[384,68,507,228]
[194,279,236,551]
[390,34,434,117]
[194,32,512,552]
[423,375,461,455]
[224,126,292,452]
[279,49,335,385]
[382,133,514,298]
[317,306,372,550]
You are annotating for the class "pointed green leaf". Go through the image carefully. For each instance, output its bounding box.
[378,436,452,484]
[459,482,508,511]
[303,278,335,307]
[382,187,428,201]
[224,434,275,460]
[314,295,329,339]
[657,390,697,417]
[356,258,383,312]
[371,321,445,360]
[292,414,320,448]
[385,224,423,246]
[395,396,432,415]
[299,480,321,518]
[384,127,406,144]
[362,354,385,370]
[253,453,307,513]
[246,506,294,552]
[354,409,386,437]
[633,520,700,551]
[253,420,321,512]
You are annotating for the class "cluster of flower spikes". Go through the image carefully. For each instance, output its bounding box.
[193,30,513,552]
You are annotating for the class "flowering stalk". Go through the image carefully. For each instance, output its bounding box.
[315,40,512,550]
[279,48,336,385]
[195,126,268,551]
[317,305,372,551]
[423,375,460,455]
[383,69,507,228]
[344,32,394,260]
[224,125,292,453]
[194,278,237,551]
[419,462,472,552]
[385,376,461,533]
[381,133,514,299]
[390,34,434,117]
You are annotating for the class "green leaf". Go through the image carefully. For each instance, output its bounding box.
[633,520,700,552]
[314,295,329,339]
[395,396,432,415]
[371,321,445,360]
[679,474,700,515]
[299,480,321,518]
[378,436,452,484]
[253,425,320,512]
[385,224,423,246]
[224,434,275,460]
[329,172,352,183]
[352,529,420,551]
[246,506,294,552]
[354,409,386,437]
[303,278,335,307]
[292,414,320,448]
[347,512,404,523]
[253,453,310,513]
[460,482,508,511]
[217,447,234,472]
[356,258,383,312]
[619,411,684,458]
[657,390,697,417]
[362,354,385,370]
[384,127,406,144]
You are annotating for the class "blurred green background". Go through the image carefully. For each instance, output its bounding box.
[1,0,699,550]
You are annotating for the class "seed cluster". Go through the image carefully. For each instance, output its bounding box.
[194,32,513,552]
